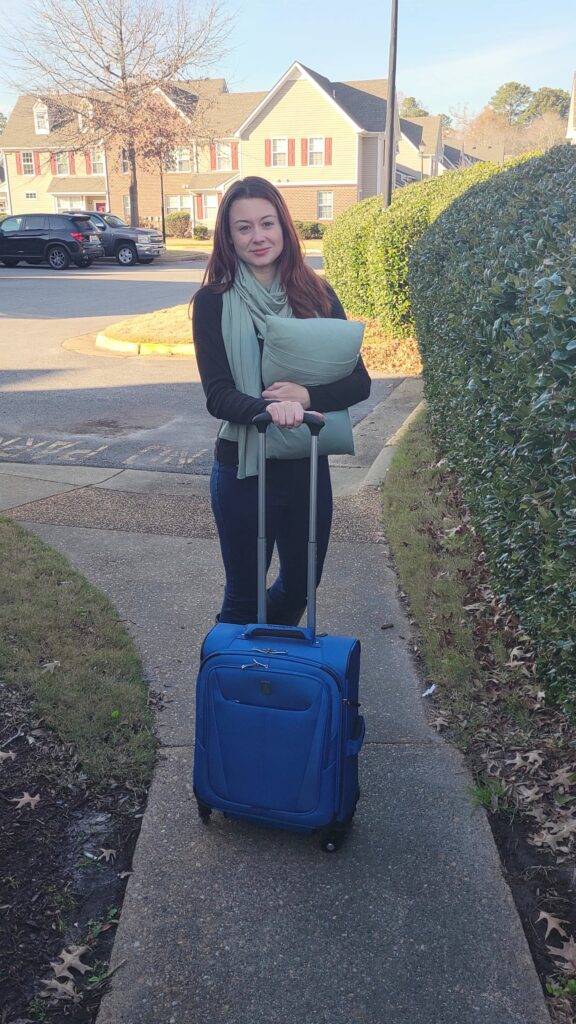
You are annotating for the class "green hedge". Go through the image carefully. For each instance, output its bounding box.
[408,144,576,711]
[293,220,326,240]
[323,158,533,336]
[165,211,190,237]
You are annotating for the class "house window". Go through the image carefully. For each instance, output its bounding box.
[122,195,131,221]
[166,195,193,212]
[120,149,129,174]
[21,151,34,175]
[204,194,217,218]
[25,192,37,199]
[317,191,333,221]
[56,198,84,212]
[308,138,324,166]
[34,106,49,134]
[271,139,288,167]
[165,149,191,173]
[216,142,232,170]
[55,152,69,175]
[90,148,105,175]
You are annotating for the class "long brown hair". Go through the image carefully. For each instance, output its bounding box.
[192,176,333,318]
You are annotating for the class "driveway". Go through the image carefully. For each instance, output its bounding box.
[0,261,398,474]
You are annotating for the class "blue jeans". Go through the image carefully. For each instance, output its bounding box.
[210,456,333,625]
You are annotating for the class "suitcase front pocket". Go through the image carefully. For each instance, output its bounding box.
[205,666,331,814]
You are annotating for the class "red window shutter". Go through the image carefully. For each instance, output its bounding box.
[264,139,271,166]
[231,142,239,170]
[16,152,23,174]
[301,138,308,165]
[33,152,41,175]
[50,153,57,174]
[288,138,295,166]
[210,144,217,170]
[69,151,75,174]
[324,138,332,165]
[195,194,203,219]
[85,151,93,174]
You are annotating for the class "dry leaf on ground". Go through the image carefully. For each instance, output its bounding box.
[536,910,570,941]
[10,792,40,810]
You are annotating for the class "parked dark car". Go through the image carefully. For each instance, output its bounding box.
[0,213,104,270]
[78,211,165,266]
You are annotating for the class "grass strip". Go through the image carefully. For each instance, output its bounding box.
[0,517,158,787]
[98,303,423,375]
[380,406,576,1022]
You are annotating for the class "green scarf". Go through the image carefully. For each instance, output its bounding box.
[219,260,356,478]
[219,261,292,479]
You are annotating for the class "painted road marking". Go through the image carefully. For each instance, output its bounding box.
[0,435,210,470]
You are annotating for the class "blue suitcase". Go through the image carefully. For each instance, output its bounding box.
[193,411,365,851]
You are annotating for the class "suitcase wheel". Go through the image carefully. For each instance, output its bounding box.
[320,823,349,853]
[196,796,212,824]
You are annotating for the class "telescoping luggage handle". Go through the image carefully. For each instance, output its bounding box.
[252,411,325,636]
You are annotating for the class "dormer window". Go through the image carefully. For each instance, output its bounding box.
[34,103,49,135]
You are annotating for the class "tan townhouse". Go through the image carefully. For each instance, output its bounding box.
[106,61,401,230]
[0,96,108,215]
[1,60,456,228]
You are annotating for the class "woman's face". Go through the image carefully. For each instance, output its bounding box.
[228,197,284,276]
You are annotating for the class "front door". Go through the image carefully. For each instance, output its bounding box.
[95,201,106,213]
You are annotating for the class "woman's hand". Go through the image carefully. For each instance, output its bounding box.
[262,381,311,408]
[266,401,324,429]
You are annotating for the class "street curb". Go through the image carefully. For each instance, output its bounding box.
[95,331,196,357]
[362,398,426,487]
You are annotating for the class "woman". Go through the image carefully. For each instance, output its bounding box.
[192,176,371,626]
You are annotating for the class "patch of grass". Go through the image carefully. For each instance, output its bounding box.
[0,517,158,787]
[99,302,422,376]
[380,406,576,1022]
[381,408,498,706]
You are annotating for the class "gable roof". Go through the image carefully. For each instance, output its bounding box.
[235,61,389,135]
[299,65,389,131]
[0,94,82,149]
[443,132,505,164]
[400,114,442,155]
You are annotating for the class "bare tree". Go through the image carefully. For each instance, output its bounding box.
[5,0,231,224]
[137,92,198,237]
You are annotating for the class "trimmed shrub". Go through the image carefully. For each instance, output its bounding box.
[294,220,326,240]
[408,144,576,710]
[322,197,383,317]
[324,158,532,336]
[193,225,210,240]
[165,211,190,237]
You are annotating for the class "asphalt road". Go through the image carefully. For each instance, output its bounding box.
[0,260,396,474]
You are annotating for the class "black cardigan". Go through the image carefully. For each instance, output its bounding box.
[192,283,371,463]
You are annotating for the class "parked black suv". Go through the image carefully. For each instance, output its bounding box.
[0,213,104,270]
[78,211,165,266]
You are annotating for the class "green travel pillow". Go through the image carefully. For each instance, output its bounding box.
[262,314,364,387]
[260,314,365,460]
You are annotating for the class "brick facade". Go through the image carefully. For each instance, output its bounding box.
[276,185,358,222]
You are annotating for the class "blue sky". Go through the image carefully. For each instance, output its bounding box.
[0,0,574,119]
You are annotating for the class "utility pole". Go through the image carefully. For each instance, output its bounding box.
[383,0,399,207]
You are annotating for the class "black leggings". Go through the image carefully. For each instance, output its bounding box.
[210,455,333,625]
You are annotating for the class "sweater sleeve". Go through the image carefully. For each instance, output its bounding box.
[192,286,270,425]
[305,286,372,413]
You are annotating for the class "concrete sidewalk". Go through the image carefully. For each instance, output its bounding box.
[1,379,550,1024]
